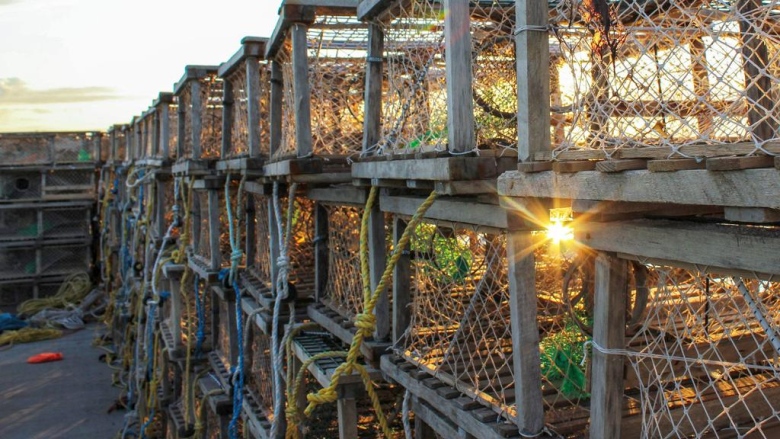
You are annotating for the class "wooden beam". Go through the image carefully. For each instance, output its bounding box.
[270,60,283,157]
[245,195,256,266]
[191,80,203,158]
[444,0,474,153]
[739,0,774,142]
[576,219,780,276]
[589,253,627,439]
[221,78,234,158]
[534,142,780,162]
[392,217,411,344]
[177,98,186,159]
[291,23,314,158]
[307,186,367,205]
[369,201,389,341]
[498,169,780,209]
[337,385,359,439]
[352,157,501,181]
[647,158,706,172]
[246,56,262,157]
[268,197,281,291]
[379,194,507,229]
[160,103,170,158]
[506,230,544,435]
[314,202,329,302]
[724,207,780,223]
[515,0,551,161]
[705,155,774,171]
[362,23,384,154]
[595,159,647,173]
[208,190,222,271]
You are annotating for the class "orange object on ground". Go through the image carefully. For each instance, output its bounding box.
[27,352,64,363]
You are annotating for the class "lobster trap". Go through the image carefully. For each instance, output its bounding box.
[0,132,100,166]
[266,2,366,161]
[0,202,92,242]
[153,92,178,160]
[174,66,223,162]
[546,0,780,159]
[0,243,91,281]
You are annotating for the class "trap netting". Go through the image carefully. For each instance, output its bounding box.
[277,195,315,294]
[193,190,236,269]
[245,325,275,419]
[143,114,155,159]
[178,74,224,160]
[160,101,179,160]
[274,14,368,160]
[251,194,273,283]
[321,203,364,318]
[369,1,518,155]
[397,222,517,421]
[548,0,780,158]
[225,59,272,158]
[610,262,780,438]
[112,128,127,162]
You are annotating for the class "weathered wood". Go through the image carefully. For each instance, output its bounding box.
[498,169,780,209]
[246,55,262,157]
[515,0,550,161]
[270,60,283,157]
[444,0,474,153]
[337,385,359,439]
[413,396,467,439]
[506,230,544,435]
[576,219,780,277]
[221,78,234,158]
[177,99,186,159]
[552,160,597,173]
[268,197,280,291]
[291,23,314,158]
[434,180,497,196]
[589,253,627,439]
[307,186,367,205]
[314,203,329,302]
[160,102,171,158]
[595,159,647,173]
[724,207,780,223]
[352,157,501,181]
[207,190,221,270]
[534,142,780,161]
[647,158,706,172]
[191,80,203,158]
[362,23,384,154]
[245,195,256,266]
[380,194,506,229]
[263,158,324,177]
[368,201,389,341]
[739,0,774,141]
[705,155,774,171]
[517,161,553,173]
[356,0,395,20]
[392,217,411,344]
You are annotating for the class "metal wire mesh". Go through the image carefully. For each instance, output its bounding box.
[0,172,42,201]
[0,248,38,279]
[397,222,516,422]
[52,132,95,163]
[46,169,93,187]
[41,206,90,239]
[619,263,780,438]
[0,208,37,241]
[227,60,271,158]
[0,282,35,310]
[216,297,233,370]
[247,326,274,418]
[548,0,780,158]
[371,0,518,155]
[40,244,90,276]
[274,14,369,160]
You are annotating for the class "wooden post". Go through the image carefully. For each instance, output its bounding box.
[268,197,280,289]
[515,0,551,161]
[161,103,171,158]
[177,97,186,159]
[506,229,544,435]
[369,202,389,341]
[208,190,222,271]
[155,180,166,239]
[245,196,256,267]
[443,0,475,153]
[191,80,203,158]
[246,56,261,157]
[392,217,411,343]
[589,253,627,439]
[739,0,774,142]
[221,77,234,158]
[337,384,359,439]
[152,111,160,157]
[689,37,712,135]
[362,23,384,153]
[314,202,329,302]
[135,122,143,160]
[142,118,149,158]
[270,60,284,158]
[192,193,202,256]
[290,23,313,158]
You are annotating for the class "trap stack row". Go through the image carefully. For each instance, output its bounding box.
[0,132,99,311]
[96,1,780,438]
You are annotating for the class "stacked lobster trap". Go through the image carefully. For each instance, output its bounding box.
[0,132,98,311]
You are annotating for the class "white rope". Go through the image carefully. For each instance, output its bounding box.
[402,390,412,439]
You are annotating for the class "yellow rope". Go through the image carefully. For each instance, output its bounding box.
[16,272,92,317]
[0,327,62,347]
[285,188,437,438]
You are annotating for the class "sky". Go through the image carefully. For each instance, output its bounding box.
[0,0,280,132]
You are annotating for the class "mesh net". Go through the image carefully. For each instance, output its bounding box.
[246,326,275,418]
[548,0,780,158]
[46,169,93,187]
[616,263,780,438]
[0,248,38,278]
[144,116,154,159]
[322,204,364,318]
[274,14,369,160]
[41,206,90,239]
[200,75,224,159]
[397,221,517,422]
[114,130,127,162]
[226,59,272,158]
[371,1,518,155]
[196,191,212,263]
[0,282,35,311]
[0,133,96,165]
[179,87,193,159]
[0,172,42,201]
[216,297,233,370]
[52,132,95,163]
[252,194,272,281]
[276,195,316,293]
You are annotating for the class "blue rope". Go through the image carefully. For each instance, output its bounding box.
[228,280,244,439]
[193,274,205,358]
[139,409,155,439]
[145,302,157,380]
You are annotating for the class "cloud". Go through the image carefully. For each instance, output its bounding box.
[0,78,120,105]
[0,0,19,5]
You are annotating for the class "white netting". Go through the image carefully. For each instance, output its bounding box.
[162,101,178,159]
[226,59,272,158]
[196,191,211,263]
[612,263,780,438]
[322,204,364,318]
[370,1,518,155]
[252,194,272,282]
[273,14,369,160]
[144,115,154,159]
[281,196,315,291]
[397,222,517,422]
[247,327,275,418]
[548,0,780,158]
[200,74,223,159]
[179,87,194,159]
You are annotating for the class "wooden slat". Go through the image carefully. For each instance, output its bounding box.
[221,78,234,157]
[444,0,474,153]
[246,55,262,157]
[517,161,553,173]
[595,159,647,173]
[647,158,706,172]
[369,202,389,341]
[506,230,544,435]
[589,253,627,439]
[362,23,383,154]
[392,217,411,344]
[291,23,313,158]
[534,142,780,161]
[724,207,780,223]
[705,155,774,171]
[498,169,780,209]
[269,60,283,157]
[352,156,501,181]
[515,0,550,161]
[379,194,507,229]
[739,0,774,142]
[552,160,597,173]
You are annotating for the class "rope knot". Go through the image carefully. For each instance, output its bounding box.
[276,256,289,270]
[354,312,377,332]
[231,250,243,263]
